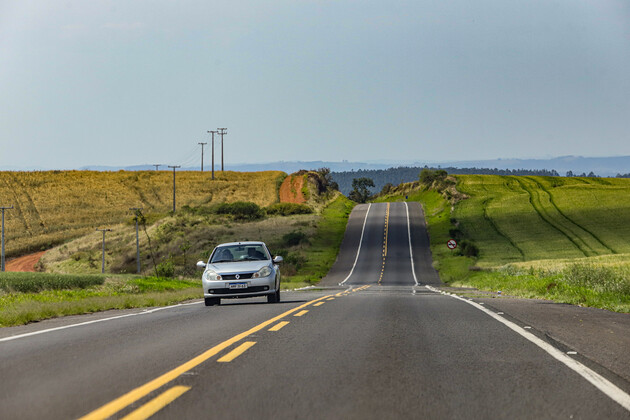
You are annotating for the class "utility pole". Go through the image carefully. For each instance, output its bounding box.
[168,165,181,212]
[130,207,143,274]
[218,128,227,172]
[198,142,207,172]
[153,164,161,171]
[96,228,112,274]
[207,130,217,180]
[1,206,13,272]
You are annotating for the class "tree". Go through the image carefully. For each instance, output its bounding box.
[419,168,448,186]
[349,177,375,203]
[316,167,339,192]
[380,183,395,195]
[566,170,574,177]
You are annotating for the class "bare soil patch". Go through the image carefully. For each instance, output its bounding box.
[5,251,46,272]
[279,175,306,204]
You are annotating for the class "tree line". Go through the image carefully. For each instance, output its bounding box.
[330,166,566,195]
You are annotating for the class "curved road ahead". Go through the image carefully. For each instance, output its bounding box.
[1,202,629,419]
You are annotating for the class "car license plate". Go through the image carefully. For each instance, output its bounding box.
[228,282,248,289]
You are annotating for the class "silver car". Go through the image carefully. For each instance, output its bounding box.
[197,241,283,306]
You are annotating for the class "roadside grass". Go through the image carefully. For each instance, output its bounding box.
[377,175,630,313]
[452,263,630,313]
[0,274,201,327]
[0,272,105,293]
[280,194,355,287]
[0,170,285,258]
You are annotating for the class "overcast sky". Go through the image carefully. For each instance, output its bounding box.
[1,0,629,169]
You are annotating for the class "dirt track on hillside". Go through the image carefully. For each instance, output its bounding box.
[5,251,46,272]
[279,175,306,204]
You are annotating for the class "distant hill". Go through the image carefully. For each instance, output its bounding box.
[5,155,630,178]
[331,167,563,196]
[429,156,630,178]
[78,161,395,173]
[68,155,630,177]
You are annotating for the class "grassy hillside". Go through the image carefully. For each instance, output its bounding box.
[0,194,352,326]
[378,174,630,312]
[455,175,630,267]
[0,170,285,257]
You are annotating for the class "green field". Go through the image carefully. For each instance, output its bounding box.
[379,175,630,312]
[455,175,630,267]
[0,272,201,327]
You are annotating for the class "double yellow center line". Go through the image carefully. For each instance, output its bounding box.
[79,295,331,420]
[379,203,390,285]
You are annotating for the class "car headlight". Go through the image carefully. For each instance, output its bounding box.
[253,266,272,278]
[203,270,221,281]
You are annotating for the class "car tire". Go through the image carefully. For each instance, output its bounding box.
[205,297,220,306]
[267,288,280,304]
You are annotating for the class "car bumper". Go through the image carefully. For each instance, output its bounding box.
[202,276,277,299]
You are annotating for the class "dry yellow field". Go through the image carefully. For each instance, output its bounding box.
[0,170,285,257]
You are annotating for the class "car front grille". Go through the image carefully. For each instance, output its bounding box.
[222,273,255,280]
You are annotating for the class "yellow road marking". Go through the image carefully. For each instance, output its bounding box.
[314,302,325,307]
[294,310,309,317]
[379,202,390,285]
[268,321,289,331]
[327,297,335,301]
[78,295,330,420]
[217,341,256,363]
[384,202,390,257]
[120,386,190,420]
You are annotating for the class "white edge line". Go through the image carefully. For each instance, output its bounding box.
[405,202,419,286]
[339,203,371,285]
[0,301,203,343]
[425,284,630,413]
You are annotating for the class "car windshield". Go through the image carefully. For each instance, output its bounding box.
[210,244,270,263]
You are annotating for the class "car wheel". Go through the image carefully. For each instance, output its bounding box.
[267,288,280,304]
[205,297,220,306]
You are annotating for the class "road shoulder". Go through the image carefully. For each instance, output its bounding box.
[439,288,630,384]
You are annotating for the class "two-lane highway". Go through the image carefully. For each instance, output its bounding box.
[1,202,629,419]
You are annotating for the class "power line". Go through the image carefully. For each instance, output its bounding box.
[176,145,202,168]
[172,144,200,168]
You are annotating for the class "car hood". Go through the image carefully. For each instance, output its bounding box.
[207,261,271,274]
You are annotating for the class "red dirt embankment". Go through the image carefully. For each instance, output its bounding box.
[279,175,306,204]
[5,251,46,272]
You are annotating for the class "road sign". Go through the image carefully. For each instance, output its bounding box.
[447,239,457,250]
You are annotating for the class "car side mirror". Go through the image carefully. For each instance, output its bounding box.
[273,256,283,264]
[196,261,207,270]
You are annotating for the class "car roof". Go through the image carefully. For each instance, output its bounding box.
[216,241,266,247]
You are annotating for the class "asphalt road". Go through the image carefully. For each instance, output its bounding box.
[1,202,629,419]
